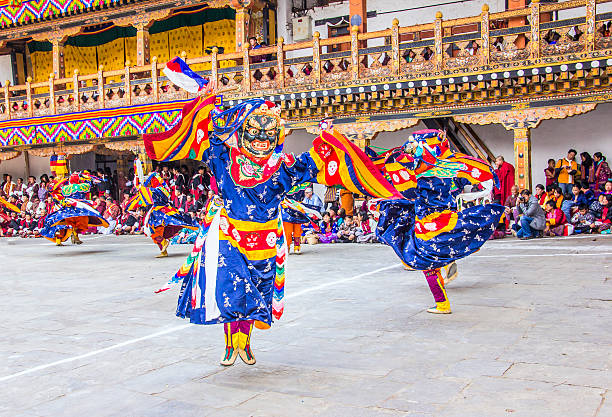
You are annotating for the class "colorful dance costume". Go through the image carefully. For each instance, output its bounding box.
[281,196,322,254]
[368,129,504,314]
[126,172,198,257]
[40,172,109,245]
[144,91,399,365]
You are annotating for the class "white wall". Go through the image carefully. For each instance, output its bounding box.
[0,153,50,180]
[0,54,13,87]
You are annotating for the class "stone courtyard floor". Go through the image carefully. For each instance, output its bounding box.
[0,234,611,417]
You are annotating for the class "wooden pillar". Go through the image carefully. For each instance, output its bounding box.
[276,37,285,88]
[313,32,321,84]
[51,39,65,78]
[349,0,367,35]
[585,0,596,52]
[25,76,33,117]
[513,126,532,191]
[24,150,31,177]
[234,7,250,52]
[434,11,443,70]
[391,18,400,75]
[480,4,490,66]
[136,24,150,66]
[350,25,359,80]
[530,0,540,59]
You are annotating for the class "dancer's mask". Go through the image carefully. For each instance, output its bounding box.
[237,102,284,161]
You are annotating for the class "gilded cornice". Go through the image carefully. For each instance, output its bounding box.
[453,103,598,130]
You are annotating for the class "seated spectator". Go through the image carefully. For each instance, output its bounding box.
[118,207,145,235]
[569,184,588,215]
[546,187,564,209]
[19,213,37,238]
[92,196,106,215]
[543,200,567,237]
[99,197,121,234]
[534,184,547,206]
[317,212,338,244]
[590,194,612,234]
[571,204,595,234]
[303,188,323,213]
[336,207,346,227]
[603,180,612,195]
[580,181,596,205]
[355,211,377,243]
[504,185,521,224]
[19,195,29,213]
[512,189,546,240]
[5,211,20,236]
[337,215,357,242]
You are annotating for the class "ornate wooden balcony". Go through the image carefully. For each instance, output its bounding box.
[1,0,612,150]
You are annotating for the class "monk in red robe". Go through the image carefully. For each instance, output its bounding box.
[494,156,515,204]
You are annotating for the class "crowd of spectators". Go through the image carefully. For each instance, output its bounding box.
[2,149,611,243]
[0,164,216,239]
[494,149,612,240]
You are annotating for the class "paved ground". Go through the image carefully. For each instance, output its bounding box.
[0,234,611,417]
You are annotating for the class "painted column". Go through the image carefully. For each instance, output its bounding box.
[585,0,596,52]
[234,7,250,52]
[349,0,367,35]
[434,12,443,70]
[480,4,490,66]
[136,24,150,66]
[391,18,400,75]
[530,0,540,59]
[513,126,532,191]
[51,39,65,78]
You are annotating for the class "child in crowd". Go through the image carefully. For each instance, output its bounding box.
[318,211,338,244]
[355,211,377,243]
[590,194,612,234]
[580,181,596,205]
[571,204,595,234]
[337,215,357,243]
[543,200,567,236]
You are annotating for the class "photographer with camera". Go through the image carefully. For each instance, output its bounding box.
[509,189,546,240]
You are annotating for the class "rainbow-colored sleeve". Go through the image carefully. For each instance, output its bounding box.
[143,95,217,161]
[309,129,402,199]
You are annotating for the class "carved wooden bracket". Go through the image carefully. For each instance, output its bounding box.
[305,119,420,141]
[453,103,598,130]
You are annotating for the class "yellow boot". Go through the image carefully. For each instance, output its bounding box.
[220,323,239,366]
[427,300,452,314]
[156,249,168,258]
[237,321,256,365]
[73,231,83,245]
[55,237,63,246]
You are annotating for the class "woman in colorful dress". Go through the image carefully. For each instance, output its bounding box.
[369,129,504,314]
[590,152,612,194]
[40,172,109,245]
[144,64,398,365]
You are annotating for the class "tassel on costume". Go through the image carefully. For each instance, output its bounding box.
[424,269,451,314]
